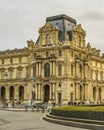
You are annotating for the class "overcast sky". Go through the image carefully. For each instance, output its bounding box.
[0,0,104,52]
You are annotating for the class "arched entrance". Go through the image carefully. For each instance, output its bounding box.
[9,86,14,100]
[93,87,96,102]
[1,86,6,100]
[18,86,24,100]
[98,87,102,102]
[44,85,50,102]
[80,85,83,101]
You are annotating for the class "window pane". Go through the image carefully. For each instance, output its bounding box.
[44,63,50,77]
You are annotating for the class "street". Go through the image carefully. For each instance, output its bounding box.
[0,110,90,130]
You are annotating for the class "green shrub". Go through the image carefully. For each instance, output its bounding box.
[51,106,104,120]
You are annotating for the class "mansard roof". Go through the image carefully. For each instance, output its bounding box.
[46,14,76,24]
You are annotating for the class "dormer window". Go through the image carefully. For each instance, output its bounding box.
[59,50,62,56]
[46,34,50,45]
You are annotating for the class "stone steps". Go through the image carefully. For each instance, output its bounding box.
[43,113,104,130]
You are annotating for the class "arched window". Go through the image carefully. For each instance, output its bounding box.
[44,63,50,77]
[58,64,62,76]
[46,34,50,45]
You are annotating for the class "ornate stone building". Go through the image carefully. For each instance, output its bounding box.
[0,14,104,105]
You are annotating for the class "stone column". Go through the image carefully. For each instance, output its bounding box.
[53,62,55,76]
[52,83,55,100]
[6,87,9,101]
[0,87,1,101]
[84,63,88,79]
[38,83,40,100]
[84,84,89,103]
[35,83,38,100]
[39,62,41,76]
[50,83,52,99]
[96,87,99,103]
[36,63,39,76]
[50,61,53,75]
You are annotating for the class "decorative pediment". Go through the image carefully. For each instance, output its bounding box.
[37,22,60,46]
[39,22,59,33]
[74,24,86,35]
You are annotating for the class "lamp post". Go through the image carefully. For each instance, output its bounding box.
[3,72,8,108]
[30,77,36,109]
[52,91,56,107]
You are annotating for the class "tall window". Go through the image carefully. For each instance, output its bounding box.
[44,63,50,77]
[58,64,62,76]
[9,70,13,79]
[2,59,4,65]
[59,50,62,56]
[71,65,73,76]
[33,66,36,77]
[18,70,22,78]
[46,34,50,45]
[1,71,4,79]
[19,57,22,63]
[17,68,22,78]
[34,53,37,59]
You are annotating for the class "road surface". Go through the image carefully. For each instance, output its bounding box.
[0,110,90,130]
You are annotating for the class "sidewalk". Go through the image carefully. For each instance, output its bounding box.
[0,107,48,112]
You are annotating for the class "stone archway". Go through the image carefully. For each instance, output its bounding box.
[18,86,24,100]
[98,87,102,102]
[80,85,83,101]
[1,86,6,100]
[44,85,50,102]
[93,87,96,102]
[9,86,14,100]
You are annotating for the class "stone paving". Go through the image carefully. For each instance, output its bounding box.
[0,110,90,130]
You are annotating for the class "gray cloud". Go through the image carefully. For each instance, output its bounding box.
[0,0,104,52]
[79,12,104,21]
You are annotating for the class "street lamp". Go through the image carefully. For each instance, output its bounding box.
[30,77,36,107]
[3,72,8,108]
[52,92,55,107]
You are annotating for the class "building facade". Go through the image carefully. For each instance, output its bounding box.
[0,14,104,105]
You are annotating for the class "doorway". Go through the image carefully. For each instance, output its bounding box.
[44,85,50,102]
[58,93,62,105]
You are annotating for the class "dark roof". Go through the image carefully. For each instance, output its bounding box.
[46,14,76,24]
